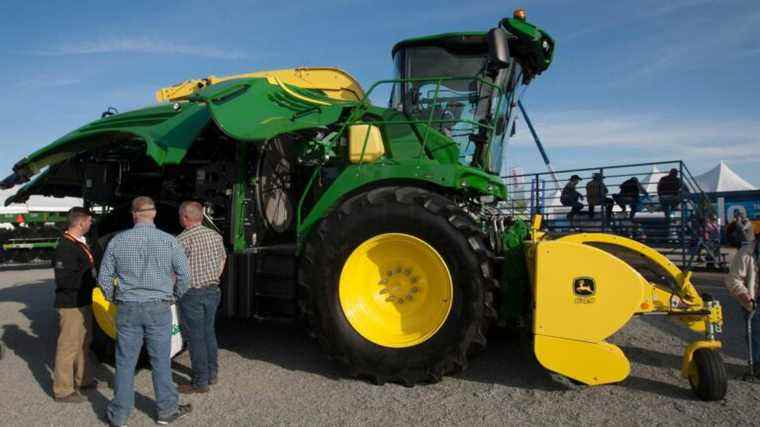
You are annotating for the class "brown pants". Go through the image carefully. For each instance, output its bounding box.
[53,306,95,398]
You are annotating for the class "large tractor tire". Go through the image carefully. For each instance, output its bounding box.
[300,186,497,385]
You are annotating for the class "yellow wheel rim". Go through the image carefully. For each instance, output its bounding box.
[92,287,118,339]
[339,233,453,348]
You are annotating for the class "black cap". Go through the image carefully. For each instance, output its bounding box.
[570,174,581,181]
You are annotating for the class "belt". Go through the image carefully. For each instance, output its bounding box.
[115,298,174,305]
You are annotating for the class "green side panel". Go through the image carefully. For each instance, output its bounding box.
[374,107,459,164]
[231,144,248,252]
[499,219,530,325]
[297,160,506,244]
[13,102,211,177]
[196,78,349,142]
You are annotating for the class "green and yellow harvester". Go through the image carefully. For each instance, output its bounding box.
[1,10,729,400]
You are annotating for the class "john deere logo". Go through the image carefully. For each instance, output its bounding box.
[573,277,596,296]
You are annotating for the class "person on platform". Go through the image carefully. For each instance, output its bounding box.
[561,175,584,227]
[586,173,614,220]
[613,176,648,219]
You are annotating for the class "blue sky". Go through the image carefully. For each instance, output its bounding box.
[1,0,758,185]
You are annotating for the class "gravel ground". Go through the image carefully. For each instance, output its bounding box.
[1,267,760,426]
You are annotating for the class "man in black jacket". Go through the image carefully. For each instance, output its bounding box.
[52,207,98,403]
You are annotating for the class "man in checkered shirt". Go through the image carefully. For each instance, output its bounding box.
[176,201,227,394]
[98,196,192,426]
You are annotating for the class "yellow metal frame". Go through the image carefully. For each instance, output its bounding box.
[92,287,117,339]
[527,215,724,386]
[155,67,365,103]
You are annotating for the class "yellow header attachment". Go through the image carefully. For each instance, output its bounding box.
[155,67,366,103]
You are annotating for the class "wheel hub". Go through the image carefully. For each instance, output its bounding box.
[339,233,453,348]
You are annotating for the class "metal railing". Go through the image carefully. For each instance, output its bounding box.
[501,160,725,269]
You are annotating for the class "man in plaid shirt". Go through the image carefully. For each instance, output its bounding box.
[176,201,227,393]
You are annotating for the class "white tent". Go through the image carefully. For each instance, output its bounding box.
[694,161,757,192]
[0,186,81,215]
[641,166,668,195]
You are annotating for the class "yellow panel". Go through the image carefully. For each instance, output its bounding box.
[534,335,630,385]
[532,241,645,342]
[155,67,365,103]
[92,287,117,339]
[349,124,385,163]
[556,233,703,307]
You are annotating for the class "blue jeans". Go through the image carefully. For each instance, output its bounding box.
[745,308,760,365]
[179,287,221,388]
[107,301,178,425]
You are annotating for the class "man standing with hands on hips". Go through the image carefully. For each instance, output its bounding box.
[52,207,98,402]
[98,196,192,426]
[176,201,227,394]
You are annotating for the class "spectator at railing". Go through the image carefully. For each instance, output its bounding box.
[657,169,689,232]
[727,210,756,248]
[613,177,647,219]
[561,175,584,226]
[586,173,614,220]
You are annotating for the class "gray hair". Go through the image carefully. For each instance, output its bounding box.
[179,201,204,222]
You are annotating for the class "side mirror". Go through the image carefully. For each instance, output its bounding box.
[487,28,510,69]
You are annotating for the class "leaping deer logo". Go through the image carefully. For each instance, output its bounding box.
[573,277,596,296]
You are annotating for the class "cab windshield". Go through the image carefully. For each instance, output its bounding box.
[390,44,522,174]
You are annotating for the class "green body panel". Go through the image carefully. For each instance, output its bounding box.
[232,143,249,252]
[296,160,505,242]
[498,219,531,324]
[12,102,211,177]
[196,78,350,142]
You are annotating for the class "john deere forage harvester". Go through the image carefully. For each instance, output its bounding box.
[0,10,727,399]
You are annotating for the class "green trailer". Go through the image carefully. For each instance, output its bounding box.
[0,211,67,263]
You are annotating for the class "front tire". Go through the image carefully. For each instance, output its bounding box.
[688,349,727,401]
[300,186,497,385]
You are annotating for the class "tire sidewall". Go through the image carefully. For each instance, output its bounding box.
[312,192,486,375]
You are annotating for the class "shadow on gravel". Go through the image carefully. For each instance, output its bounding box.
[621,376,697,400]
[0,263,52,272]
[214,319,566,390]
[1,279,58,398]
[215,318,343,381]
[0,279,155,420]
[456,336,562,391]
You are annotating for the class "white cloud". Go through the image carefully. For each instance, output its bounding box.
[511,109,760,164]
[649,0,715,16]
[15,77,81,89]
[34,37,248,60]
[617,9,760,81]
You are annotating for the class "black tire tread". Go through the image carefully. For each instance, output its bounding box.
[298,186,497,385]
[689,349,727,401]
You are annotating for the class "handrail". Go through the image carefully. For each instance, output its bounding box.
[501,160,725,269]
